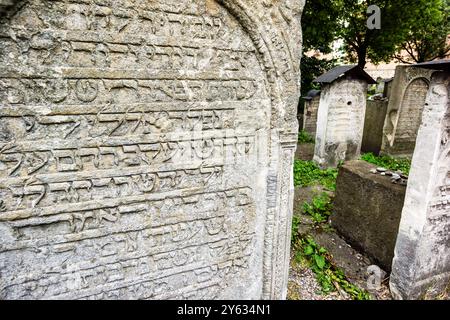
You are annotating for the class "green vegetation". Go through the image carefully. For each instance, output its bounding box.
[361,152,411,175]
[337,0,448,67]
[394,0,450,63]
[300,56,337,97]
[303,193,333,224]
[293,160,338,191]
[292,234,372,300]
[298,130,315,144]
[300,0,340,96]
[291,214,301,242]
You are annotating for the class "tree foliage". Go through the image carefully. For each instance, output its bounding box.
[338,0,436,67]
[394,0,450,63]
[300,0,449,94]
[300,56,336,97]
[300,0,340,97]
[302,0,342,53]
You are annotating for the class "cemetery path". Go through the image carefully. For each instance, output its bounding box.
[288,142,391,300]
[288,184,392,300]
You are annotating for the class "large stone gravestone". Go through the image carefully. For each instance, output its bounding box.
[313,65,376,168]
[390,61,450,299]
[0,0,304,299]
[381,65,434,157]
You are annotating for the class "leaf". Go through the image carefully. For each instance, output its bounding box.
[304,245,314,256]
[314,254,326,269]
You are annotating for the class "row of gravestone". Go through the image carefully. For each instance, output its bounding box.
[301,61,450,299]
[301,64,435,163]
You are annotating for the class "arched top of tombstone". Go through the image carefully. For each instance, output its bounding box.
[0,0,304,132]
[303,89,321,100]
[413,60,450,72]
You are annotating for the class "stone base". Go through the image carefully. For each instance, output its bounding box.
[331,160,406,271]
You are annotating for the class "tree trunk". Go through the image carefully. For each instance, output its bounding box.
[357,46,367,68]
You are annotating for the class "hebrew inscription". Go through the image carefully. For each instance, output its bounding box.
[0,0,304,299]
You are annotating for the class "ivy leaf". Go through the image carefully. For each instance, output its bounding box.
[314,254,326,269]
[304,245,314,256]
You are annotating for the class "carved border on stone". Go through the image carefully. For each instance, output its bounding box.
[217,0,303,299]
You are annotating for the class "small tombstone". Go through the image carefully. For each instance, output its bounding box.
[390,60,450,300]
[382,78,394,99]
[313,65,376,168]
[302,89,321,138]
[381,65,434,157]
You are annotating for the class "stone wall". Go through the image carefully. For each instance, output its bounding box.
[362,100,388,155]
[331,160,406,271]
[381,65,434,157]
[0,0,304,300]
[314,78,367,168]
[390,70,450,300]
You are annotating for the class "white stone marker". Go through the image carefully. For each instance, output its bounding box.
[390,61,450,300]
[313,65,376,168]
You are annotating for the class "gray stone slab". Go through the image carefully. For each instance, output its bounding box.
[390,70,450,300]
[381,65,434,157]
[331,160,406,271]
[0,0,304,300]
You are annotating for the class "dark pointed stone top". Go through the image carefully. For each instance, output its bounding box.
[302,89,321,100]
[413,60,450,71]
[313,65,376,84]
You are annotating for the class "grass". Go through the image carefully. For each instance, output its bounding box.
[298,130,314,143]
[361,152,411,175]
[293,160,338,191]
[303,193,333,224]
[291,234,372,300]
[291,175,370,299]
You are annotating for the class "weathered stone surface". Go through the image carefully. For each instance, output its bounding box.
[313,78,368,168]
[0,0,304,299]
[390,69,450,300]
[302,90,320,138]
[331,160,406,271]
[381,66,434,157]
[361,100,388,155]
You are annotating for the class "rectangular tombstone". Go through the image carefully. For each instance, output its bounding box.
[302,92,320,138]
[332,160,406,271]
[361,99,388,155]
[381,66,434,157]
[313,78,368,168]
[383,78,394,100]
[0,0,304,299]
[390,69,450,299]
